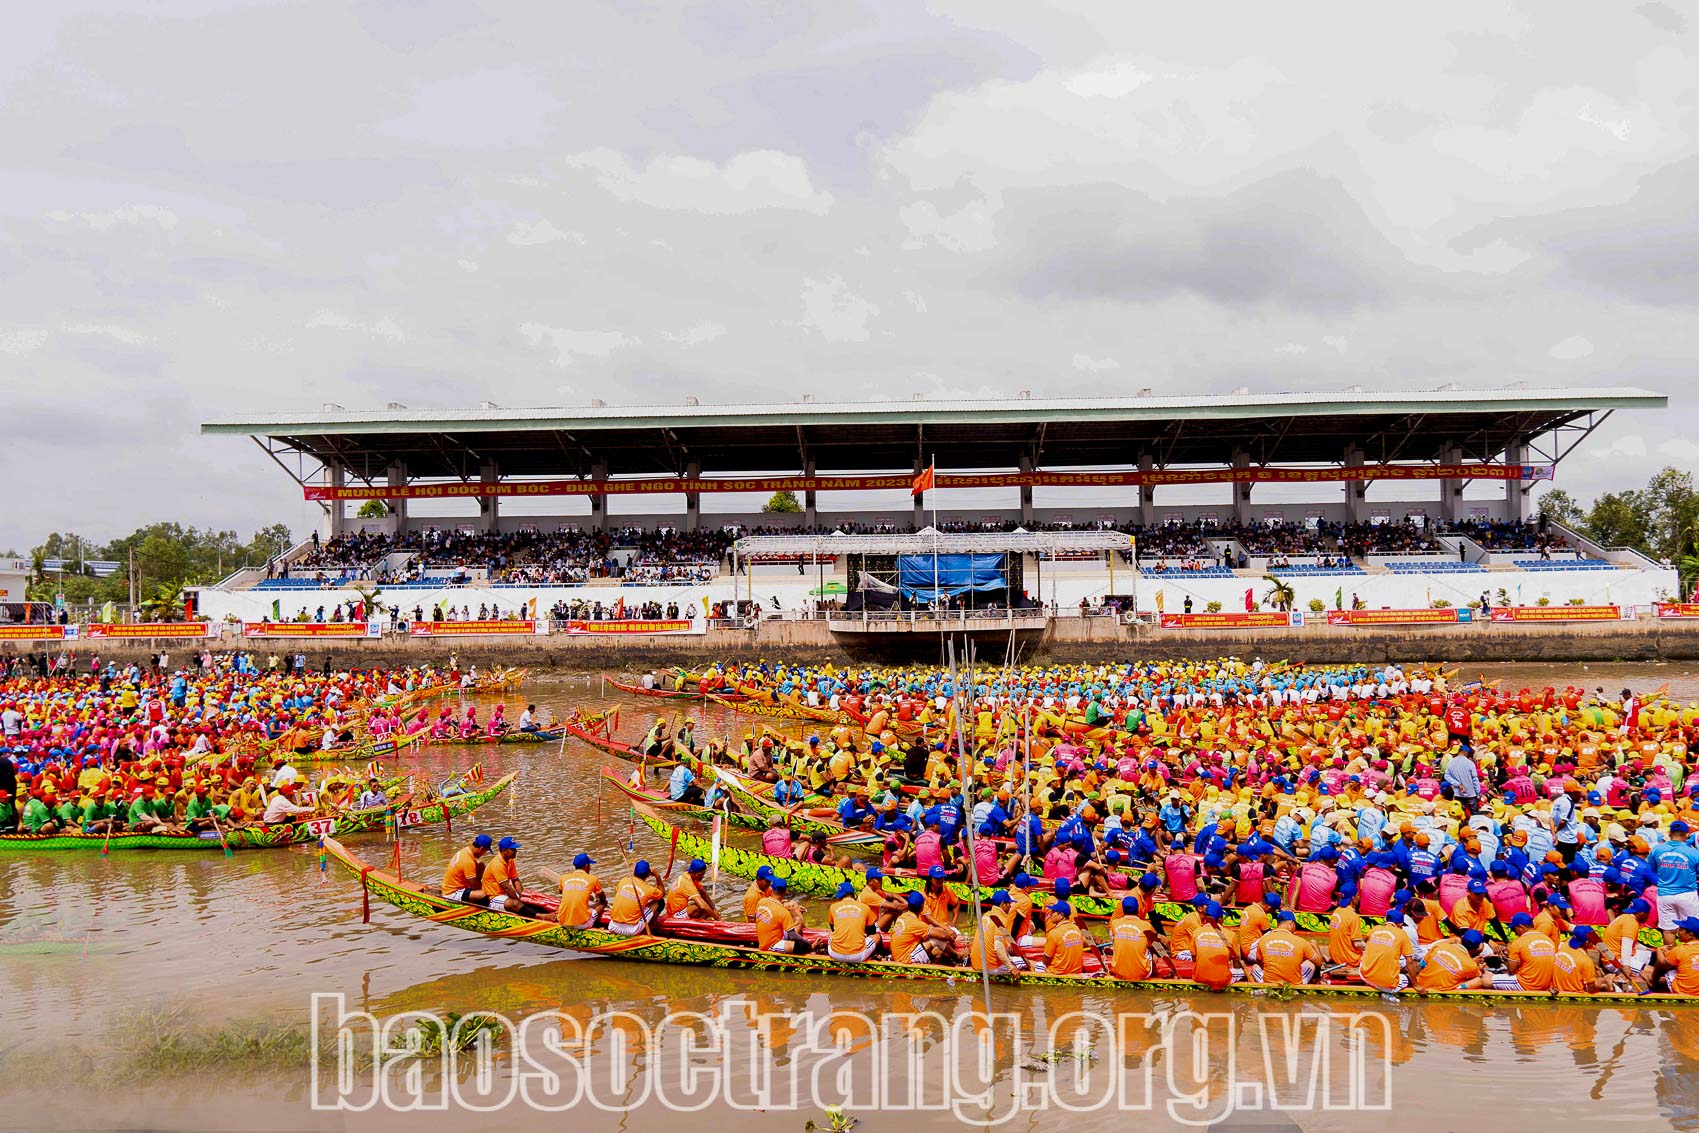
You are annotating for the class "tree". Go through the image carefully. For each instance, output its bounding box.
[1261,576,1296,612]
[357,499,390,519]
[763,490,802,514]
[1537,489,1583,528]
[23,521,295,607]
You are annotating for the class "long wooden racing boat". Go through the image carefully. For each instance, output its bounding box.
[320,836,1690,1004]
[600,770,764,829]
[427,727,565,746]
[608,676,747,702]
[0,773,516,852]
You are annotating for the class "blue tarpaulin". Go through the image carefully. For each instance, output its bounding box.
[896,553,1006,600]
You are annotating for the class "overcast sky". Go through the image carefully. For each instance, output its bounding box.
[3,1,1697,548]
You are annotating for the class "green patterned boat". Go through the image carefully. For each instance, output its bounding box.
[0,773,516,852]
[319,835,1689,1005]
[709,767,883,846]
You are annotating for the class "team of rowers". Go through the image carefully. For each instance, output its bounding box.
[0,658,480,836]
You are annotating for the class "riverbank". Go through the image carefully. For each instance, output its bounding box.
[19,615,1699,666]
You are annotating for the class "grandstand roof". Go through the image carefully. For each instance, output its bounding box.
[202,386,1664,482]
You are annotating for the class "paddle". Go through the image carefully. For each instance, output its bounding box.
[209,809,234,859]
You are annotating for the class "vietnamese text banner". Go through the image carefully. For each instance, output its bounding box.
[0,624,69,640]
[408,620,536,637]
[87,622,215,639]
[1655,603,1699,619]
[1489,605,1620,623]
[558,619,704,636]
[243,621,371,638]
[1159,612,1292,629]
[304,463,1553,501]
[1326,608,1462,626]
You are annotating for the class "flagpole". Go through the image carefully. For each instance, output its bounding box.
[930,455,939,616]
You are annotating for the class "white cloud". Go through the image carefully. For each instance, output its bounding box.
[1322,335,1349,354]
[47,204,179,231]
[663,321,727,346]
[62,322,149,346]
[306,309,355,330]
[1659,438,1699,462]
[305,310,405,342]
[898,197,999,252]
[903,290,928,313]
[520,323,639,367]
[1273,342,1309,356]
[507,219,584,246]
[456,259,479,273]
[1548,335,1594,359]
[799,277,877,343]
[1072,353,1119,373]
[565,148,834,215]
[0,329,48,353]
[1593,434,1648,461]
[1065,62,1155,100]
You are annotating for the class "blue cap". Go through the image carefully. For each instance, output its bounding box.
[1139,873,1159,889]
[927,865,947,880]
[1048,901,1073,916]
[688,858,706,872]
[1673,820,1691,835]
[756,865,774,881]
[1013,872,1032,887]
[574,852,596,868]
[1510,912,1534,928]
[1676,917,1699,934]
[1547,894,1571,909]
[1276,910,1296,923]
[865,867,883,882]
[497,836,521,851]
[991,890,1012,906]
[1570,925,1596,944]
[1054,878,1072,896]
[1468,879,1487,895]
[472,834,493,849]
[1460,929,1484,948]
[870,742,884,753]
[1204,901,1224,918]
[1263,892,1282,908]
[772,877,787,891]
[634,860,651,878]
[1122,896,1139,913]
[835,882,855,898]
[905,892,923,909]
[1628,898,1651,916]
[1106,849,1122,863]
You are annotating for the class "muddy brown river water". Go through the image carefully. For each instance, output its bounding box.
[4,662,1699,1131]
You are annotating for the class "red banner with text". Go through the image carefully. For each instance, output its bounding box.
[87,622,215,639]
[303,463,1554,502]
[1326,608,1462,626]
[243,621,371,638]
[0,624,69,640]
[408,620,536,637]
[1655,603,1699,619]
[1159,612,1292,630]
[1489,605,1621,623]
[558,619,704,636]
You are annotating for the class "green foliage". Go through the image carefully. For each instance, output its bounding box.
[763,490,803,514]
[1543,466,1699,591]
[1260,575,1295,612]
[357,499,390,519]
[1205,600,1223,613]
[1307,598,1326,613]
[24,522,293,607]
[1432,599,1452,608]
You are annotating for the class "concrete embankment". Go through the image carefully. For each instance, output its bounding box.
[15,616,1699,668]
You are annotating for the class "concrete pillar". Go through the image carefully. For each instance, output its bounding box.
[1504,441,1530,522]
[479,462,500,533]
[685,460,702,533]
[1343,446,1367,524]
[1231,450,1252,525]
[803,457,818,529]
[387,462,408,536]
[325,462,347,539]
[1138,452,1155,527]
[1018,454,1035,525]
[912,456,925,529]
[590,460,608,532]
[1439,445,1463,526]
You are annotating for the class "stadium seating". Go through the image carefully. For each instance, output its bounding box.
[1386,561,1486,573]
[1511,559,1617,571]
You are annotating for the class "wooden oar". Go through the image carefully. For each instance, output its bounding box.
[209,809,234,858]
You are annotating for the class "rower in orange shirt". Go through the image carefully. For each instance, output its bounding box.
[1236,893,1274,956]
[1653,917,1699,996]
[1042,902,1087,976]
[556,852,606,929]
[1495,913,1557,991]
[1245,911,1321,984]
[1599,898,1653,991]
[968,891,1019,974]
[1554,926,1605,993]
[1108,896,1162,981]
[891,891,956,964]
[1416,930,1493,992]
[828,881,879,963]
[441,833,492,903]
[1191,902,1236,991]
[1449,880,1500,935]
[1327,893,1366,972]
[608,860,663,937]
[665,858,717,920]
[744,866,775,921]
[1167,896,1207,964]
[1358,912,1419,993]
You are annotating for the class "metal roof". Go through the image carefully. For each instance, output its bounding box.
[202,386,1664,482]
[734,530,1134,556]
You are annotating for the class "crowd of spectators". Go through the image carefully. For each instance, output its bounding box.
[1446,518,1567,554]
[1338,521,1443,557]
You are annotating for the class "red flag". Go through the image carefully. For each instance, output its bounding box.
[1245,588,1255,611]
[911,464,934,497]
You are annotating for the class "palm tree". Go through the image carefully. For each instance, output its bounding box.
[1262,576,1295,612]
[137,582,185,623]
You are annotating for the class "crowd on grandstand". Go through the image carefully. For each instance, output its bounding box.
[1447,518,1568,555]
[1338,520,1444,557]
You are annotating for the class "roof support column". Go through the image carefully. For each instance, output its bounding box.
[590,460,608,533]
[325,461,347,540]
[1138,452,1155,527]
[387,462,408,537]
[479,462,500,534]
[1439,445,1463,526]
[1018,454,1035,525]
[912,456,925,529]
[1505,441,1530,522]
[1231,450,1252,525]
[803,457,817,529]
[685,460,701,533]
[1343,446,1367,524]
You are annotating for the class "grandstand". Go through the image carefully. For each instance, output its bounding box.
[194,386,1680,623]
